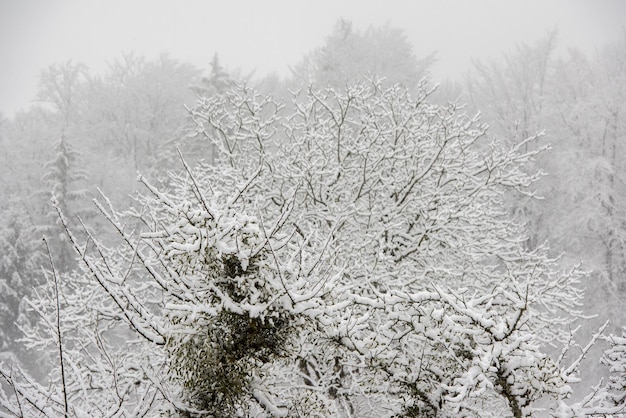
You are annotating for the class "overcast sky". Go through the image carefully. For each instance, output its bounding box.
[1,0,625,117]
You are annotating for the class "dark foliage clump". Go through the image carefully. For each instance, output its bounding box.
[170,311,294,416]
[169,254,295,416]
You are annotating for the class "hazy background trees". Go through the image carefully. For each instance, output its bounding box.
[467,31,626,318]
[289,19,435,92]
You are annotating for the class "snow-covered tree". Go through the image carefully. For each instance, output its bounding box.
[191,53,235,98]
[38,64,91,271]
[0,200,43,354]
[558,326,626,417]
[36,61,88,126]
[39,134,90,271]
[85,53,200,174]
[589,34,626,293]
[29,61,91,272]
[601,328,626,411]
[1,81,599,417]
[465,38,626,401]
[465,31,559,252]
[1,107,57,200]
[467,31,626,295]
[182,53,239,167]
[0,66,79,366]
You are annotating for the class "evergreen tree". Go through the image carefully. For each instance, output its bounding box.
[40,134,89,272]
[0,200,43,353]
[192,53,234,98]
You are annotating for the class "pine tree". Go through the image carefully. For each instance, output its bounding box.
[0,200,43,354]
[40,133,89,272]
[192,53,233,98]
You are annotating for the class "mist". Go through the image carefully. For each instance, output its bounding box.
[1,2,625,416]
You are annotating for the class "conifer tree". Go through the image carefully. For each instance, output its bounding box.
[40,133,89,271]
[0,200,43,354]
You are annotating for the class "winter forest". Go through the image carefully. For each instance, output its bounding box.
[0,17,625,417]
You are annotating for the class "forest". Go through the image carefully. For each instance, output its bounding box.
[0,21,625,417]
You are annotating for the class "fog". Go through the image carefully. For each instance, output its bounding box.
[1,1,625,416]
[1,0,624,116]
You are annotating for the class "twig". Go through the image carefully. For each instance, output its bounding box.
[43,236,69,418]
[177,148,214,219]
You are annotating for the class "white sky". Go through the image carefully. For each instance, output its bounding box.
[1,0,625,117]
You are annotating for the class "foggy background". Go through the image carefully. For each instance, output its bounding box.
[1,0,625,117]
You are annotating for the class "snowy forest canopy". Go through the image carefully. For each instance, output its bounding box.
[0,21,625,417]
